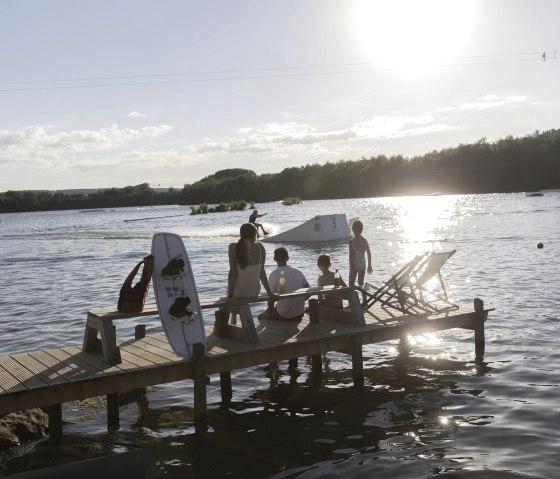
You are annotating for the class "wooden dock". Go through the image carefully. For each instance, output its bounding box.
[0,292,491,442]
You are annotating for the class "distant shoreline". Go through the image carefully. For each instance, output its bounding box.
[2,129,560,214]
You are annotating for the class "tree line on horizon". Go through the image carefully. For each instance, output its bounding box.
[1,128,559,214]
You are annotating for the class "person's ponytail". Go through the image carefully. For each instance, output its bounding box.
[235,223,257,269]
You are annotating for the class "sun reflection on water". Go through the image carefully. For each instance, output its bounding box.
[378,195,461,262]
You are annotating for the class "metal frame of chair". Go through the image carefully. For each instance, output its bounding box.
[362,250,458,316]
[407,249,458,314]
[361,253,428,315]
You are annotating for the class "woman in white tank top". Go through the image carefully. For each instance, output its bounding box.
[228,223,273,300]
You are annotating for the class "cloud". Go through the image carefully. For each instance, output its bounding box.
[1,124,170,150]
[1,113,450,172]
[0,124,172,168]
[0,112,453,185]
[351,115,442,139]
[183,115,451,160]
[125,111,147,118]
[459,95,527,111]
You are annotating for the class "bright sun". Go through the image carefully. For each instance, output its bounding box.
[354,0,474,69]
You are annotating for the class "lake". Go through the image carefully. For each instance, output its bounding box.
[1,193,559,478]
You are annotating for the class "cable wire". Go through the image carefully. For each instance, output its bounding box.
[0,52,556,93]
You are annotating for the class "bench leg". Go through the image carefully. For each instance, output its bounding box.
[308,298,320,324]
[214,305,259,343]
[100,323,120,364]
[83,315,121,364]
[214,310,229,338]
[83,316,99,352]
[348,290,366,325]
[238,305,258,343]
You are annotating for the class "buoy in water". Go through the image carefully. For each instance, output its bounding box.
[537,243,544,249]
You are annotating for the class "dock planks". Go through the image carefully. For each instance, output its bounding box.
[0,301,490,424]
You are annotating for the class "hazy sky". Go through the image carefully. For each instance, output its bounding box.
[1,0,558,191]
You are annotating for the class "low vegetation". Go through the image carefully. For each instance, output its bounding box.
[282,196,301,205]
[190,200,247,215]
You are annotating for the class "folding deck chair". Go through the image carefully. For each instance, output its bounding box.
[361,253,427,315]
[362,250,458,316]
[407,249,458,314]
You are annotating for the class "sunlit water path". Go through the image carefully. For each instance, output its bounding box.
[1,193,559,478]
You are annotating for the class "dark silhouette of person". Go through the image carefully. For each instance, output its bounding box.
[249,209,268,235]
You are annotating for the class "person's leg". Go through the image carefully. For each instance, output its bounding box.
[259,297,275,319]
[357,269,366,304]
[268,307,284,320]
[349,268,357,287]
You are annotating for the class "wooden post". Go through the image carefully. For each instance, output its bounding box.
[474,298,486,363]
[193,342,207,431]
[107,393,119,430]
[112,324,122,364]
[220,371,232,403]
[398,335,411,357]
[308,298,320,324]
[129,325,148,397]
[214,310,228,338]
[135,324,146,339]
[45,404,63,444]
[311,353,322,380]
[351,337,364,388]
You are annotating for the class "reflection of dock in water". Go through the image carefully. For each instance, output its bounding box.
[0,293,491,443]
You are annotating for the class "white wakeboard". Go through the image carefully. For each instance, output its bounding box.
[151,232,206,358]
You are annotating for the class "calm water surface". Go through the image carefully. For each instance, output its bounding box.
[1,194,559,478]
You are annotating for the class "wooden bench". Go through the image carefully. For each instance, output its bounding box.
[83,286,365,364]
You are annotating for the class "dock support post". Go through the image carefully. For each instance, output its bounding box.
[45,404,63,444]
[310,353,322,385]
[193,342,207,431]
[107,393,119,430]
[309,298,323,377]
[131,325,148,396]
[351,337,364,388]
[220,371,232,403]
[398,335,411,357]
[474,298,486,363]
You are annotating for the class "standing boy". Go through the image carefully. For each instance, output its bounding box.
[348,220,372,305]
